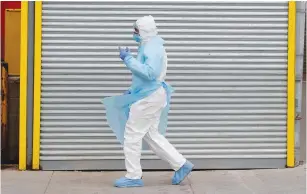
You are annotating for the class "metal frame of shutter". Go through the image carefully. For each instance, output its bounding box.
[304,7,306,73]
[39,2,288,170]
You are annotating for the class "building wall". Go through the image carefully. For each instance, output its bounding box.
[1,1,21,164]
[4,9,21,76]
[1,1,21,59]
[7,79,19,163]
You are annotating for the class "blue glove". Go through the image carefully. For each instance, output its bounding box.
[119,47,131,61]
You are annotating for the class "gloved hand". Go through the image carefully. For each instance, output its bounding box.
[119,47,131,61]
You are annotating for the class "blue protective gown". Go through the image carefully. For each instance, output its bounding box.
[102,36,174,148]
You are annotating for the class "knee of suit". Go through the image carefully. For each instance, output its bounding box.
[124,136,143,146]
[124,142,142,154]
[124,125,146,143]
[144,129,162,142]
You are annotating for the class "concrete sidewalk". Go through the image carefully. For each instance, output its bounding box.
[2,165,306,194]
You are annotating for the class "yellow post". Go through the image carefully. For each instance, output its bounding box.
[287,1,296,168]
[19,1,28,171]
[32,1,42,170]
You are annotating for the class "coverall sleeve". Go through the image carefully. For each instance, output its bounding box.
[123,48,162,81]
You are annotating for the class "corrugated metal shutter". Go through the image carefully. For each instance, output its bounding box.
[40,2,288,170]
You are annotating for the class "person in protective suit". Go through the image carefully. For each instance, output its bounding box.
[103,15,194,188]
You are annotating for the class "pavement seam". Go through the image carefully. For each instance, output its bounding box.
[232,171,256,194]
[187,175,195,194]
[43,171,54,194]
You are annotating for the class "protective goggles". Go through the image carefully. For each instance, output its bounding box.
[134,28,139,35]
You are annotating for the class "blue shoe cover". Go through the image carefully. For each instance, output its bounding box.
[172,160,194,185]
[114,177,144,188]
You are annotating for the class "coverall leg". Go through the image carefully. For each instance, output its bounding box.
[124,87,186,179]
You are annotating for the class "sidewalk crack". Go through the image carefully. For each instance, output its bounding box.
[44,172,54,194]
[187,176,195,194]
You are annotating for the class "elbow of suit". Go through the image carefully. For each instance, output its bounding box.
[147,75,156,81]
[146,70,158,81]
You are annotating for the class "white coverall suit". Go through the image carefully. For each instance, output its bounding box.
[123,16,186,179]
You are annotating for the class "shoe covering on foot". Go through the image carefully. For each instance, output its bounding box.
[114,177,144,188]
[172,160,194,185]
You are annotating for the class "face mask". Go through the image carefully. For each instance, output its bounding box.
[133,33,141,43]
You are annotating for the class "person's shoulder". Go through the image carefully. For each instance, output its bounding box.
[144,37,165,54]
